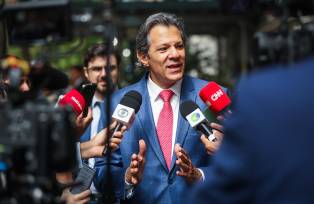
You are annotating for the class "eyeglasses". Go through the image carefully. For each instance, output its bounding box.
[86,65,118,73]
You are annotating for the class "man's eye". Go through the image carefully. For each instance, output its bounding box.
[109,65,117,71]
[91,67,102,72]
[176,44,184,49]
[158,47,167,52]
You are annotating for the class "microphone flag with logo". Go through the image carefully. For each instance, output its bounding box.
[58,89,86,115]
[199,81,231,115]
[180,100,217,142]
[111,90,142,134]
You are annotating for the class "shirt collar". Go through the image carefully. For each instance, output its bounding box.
[147,75,182,102]
[92,95,103,107]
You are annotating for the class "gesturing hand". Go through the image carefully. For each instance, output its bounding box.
[125,139,146,185]
[175,144,202,183]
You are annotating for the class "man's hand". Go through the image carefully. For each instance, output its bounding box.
[175,144,202,183]
[125,139,146,185]
[200,122,224,155]
[80,121,127,158]
[61,188,91,204]
[76,107,93,137]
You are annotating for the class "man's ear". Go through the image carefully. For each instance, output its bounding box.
[83,67,89,79]
[137,52,149,68]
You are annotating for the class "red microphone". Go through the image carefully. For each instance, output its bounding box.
[58,89,86,115]
[199,82,231,115]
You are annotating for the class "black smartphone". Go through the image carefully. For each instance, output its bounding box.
[80,83,97,118]
[70,163,96,194]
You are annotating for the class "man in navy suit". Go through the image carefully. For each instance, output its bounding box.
[192,57,314,203]
[95,12,219,204]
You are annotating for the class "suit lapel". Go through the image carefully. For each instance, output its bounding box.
[136,74,170,171]
[170,76,196,171]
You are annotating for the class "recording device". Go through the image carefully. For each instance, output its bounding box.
[180,100,217,142]
[70,163,96,194]
[199,82,231,116]
[80,83,97,118]
[111,90,142,137]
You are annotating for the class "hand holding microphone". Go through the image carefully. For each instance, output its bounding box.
[200,122,224,155]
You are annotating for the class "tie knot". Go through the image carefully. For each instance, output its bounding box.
[94,101,100,107]
[159,90,174,102]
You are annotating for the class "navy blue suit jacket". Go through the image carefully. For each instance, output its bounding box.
[95,73,213,203]
[193,58,314,204]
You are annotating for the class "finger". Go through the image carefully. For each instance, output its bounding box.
[200,135,209,145]
[176,159,190,172]
[177,147,189,161]
[217,115,224,122]
[75,189,91,200]
[112,131,123,139]
[109,143,118,151]
[176,171,189,177]
[86,107,93,119]
[138,139,146,158]
[131,177,138,185]
[76,197,90,204]
[130,167,139,174]
[176,150,190,165]
[174,143,181,155]
[210,122,223,133]
[110,137,122,144]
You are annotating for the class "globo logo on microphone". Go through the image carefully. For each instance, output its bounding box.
[186,108,206,128]
[118,108,129,118]
[112,104,135,125]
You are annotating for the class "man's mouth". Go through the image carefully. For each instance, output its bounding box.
[167,63,183,71]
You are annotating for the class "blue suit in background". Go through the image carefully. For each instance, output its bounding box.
[192,57,314,204]
[80,101,123,201]
[95,73,213,204]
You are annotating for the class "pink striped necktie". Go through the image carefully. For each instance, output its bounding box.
[156,90,174,170]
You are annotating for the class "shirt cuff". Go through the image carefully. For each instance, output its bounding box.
[125,178,135,199]
[198,168,205,182]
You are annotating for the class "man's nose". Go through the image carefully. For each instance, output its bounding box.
[169,47,180,59]
[100,67,106,76]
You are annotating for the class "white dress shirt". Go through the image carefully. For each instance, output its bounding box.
[88,95,102,193]
[147,76,182,158]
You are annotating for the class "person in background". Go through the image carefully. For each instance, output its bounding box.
[80,43,122,203]
[69,65,86,90]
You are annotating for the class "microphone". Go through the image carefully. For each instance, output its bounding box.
[111,90,142,135]
[199,82,231,115]
[58,83,97,116]
[180,100,217,142]
[58,88,86,115]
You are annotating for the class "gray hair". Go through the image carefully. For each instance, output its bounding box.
[135,12,186,57]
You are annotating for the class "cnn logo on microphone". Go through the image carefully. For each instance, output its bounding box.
[210,89,224,101]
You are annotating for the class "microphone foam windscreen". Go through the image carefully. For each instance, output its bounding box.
[58,89,86,115]
[120,90,142,113]
[199,82,231,113]
[180,100,199,118]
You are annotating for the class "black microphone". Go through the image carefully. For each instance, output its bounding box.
[180,100,217,142]
[111,90,142,136]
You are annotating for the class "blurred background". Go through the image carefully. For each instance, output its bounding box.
[1,0,314,88]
